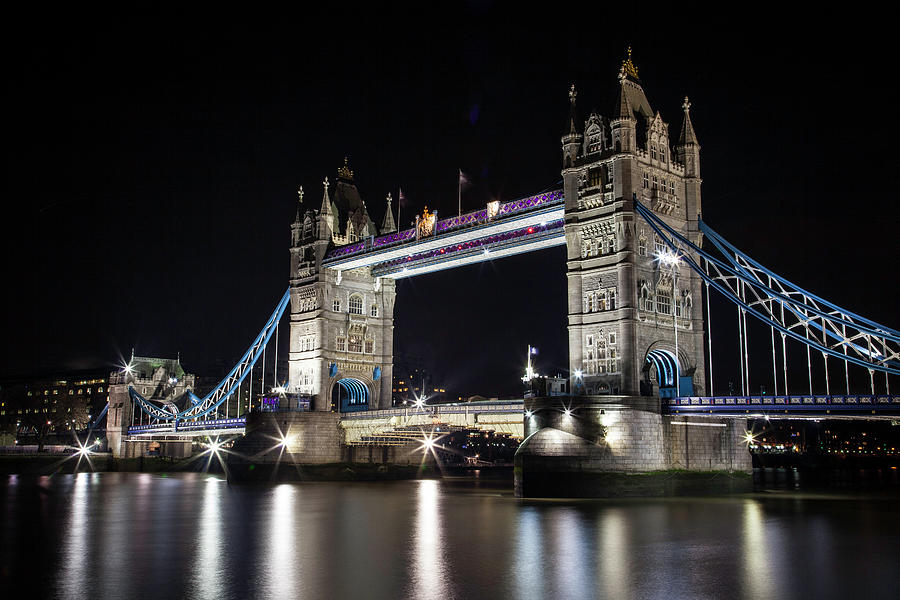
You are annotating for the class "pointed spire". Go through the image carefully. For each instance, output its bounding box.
[381,193,397,233]
[320,177,332,215]
[295,185,304,222]
[566,84,579,135]
[679,96,698,146]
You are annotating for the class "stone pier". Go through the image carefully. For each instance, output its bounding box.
[514,396,752,497]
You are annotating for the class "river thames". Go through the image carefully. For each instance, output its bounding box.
[1,472,898,599]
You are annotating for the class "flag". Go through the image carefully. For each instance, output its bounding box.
[459,169,470,189]
[531,347,539,355]
[398,188,407,206]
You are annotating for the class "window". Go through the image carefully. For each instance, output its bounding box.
[348,335,363,353]
[669,180,675,195]
[654,237,666,255]
[587,293,594,313]
[652,176,658,190]
[586,334,594,348]
[365,339,374,354]
[650,144,657,160]
[638,236,647,256]
[69,389,74,395]
[349,295,363,315]
[608,288,617,311]
[605,235,616,254]
[609,332,617,346]
[642,172,649,189]
[659,147,666,162]
[370,304,378,317]
[656,288,672,315]
[589,169,602,187]
[336,337,346,352]
[333,299,341,312]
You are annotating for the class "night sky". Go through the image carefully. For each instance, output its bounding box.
[4,5,897,397]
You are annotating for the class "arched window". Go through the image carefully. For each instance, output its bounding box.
[348,294,363,315]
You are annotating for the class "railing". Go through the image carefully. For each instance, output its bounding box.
[342,400,524,420]
[127,417,246,435]
[324,190,563,261]
[663,395,900,415]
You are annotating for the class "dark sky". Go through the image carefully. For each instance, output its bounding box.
[3,5,898,397]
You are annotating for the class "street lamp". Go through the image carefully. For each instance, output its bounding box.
[657,249,682,397]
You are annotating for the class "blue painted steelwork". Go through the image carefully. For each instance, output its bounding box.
[129,289,291,422]
[634,201,899,375]
[646,349,678,386]
[335,378,369,413]
[663,395,900,417]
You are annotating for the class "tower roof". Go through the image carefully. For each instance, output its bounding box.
[613,47,653,121]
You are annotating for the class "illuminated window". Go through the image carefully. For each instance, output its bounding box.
[69,389,74,395]
[349,294,363,315]
[348,335,362,353]
[77,389,83,395]
[27,391,32,396]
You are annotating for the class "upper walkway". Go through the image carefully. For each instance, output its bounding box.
[321,190,564,278]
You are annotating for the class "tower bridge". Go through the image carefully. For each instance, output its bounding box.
[105,51,898,494]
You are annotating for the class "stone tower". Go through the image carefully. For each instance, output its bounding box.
[288,159,396,411]
[563,49,706,397]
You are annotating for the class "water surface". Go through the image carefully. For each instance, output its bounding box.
[1,473,898,599]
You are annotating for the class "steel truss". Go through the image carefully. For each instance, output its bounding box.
[129,289,291,422]
[634,202,899,380]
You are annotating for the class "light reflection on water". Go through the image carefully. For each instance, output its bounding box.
[1,474,898,600]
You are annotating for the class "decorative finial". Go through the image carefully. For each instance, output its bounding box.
[297,185,304,204]
[569,83,577,103]
[337,157,354,181]
[323,176,329,192]
[386,192,392,204]
[621,45,639,80]
[682,96,691,112]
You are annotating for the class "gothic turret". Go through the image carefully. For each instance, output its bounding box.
[676,96,700,178]
[561,84,583,212]
[317,177,335,241]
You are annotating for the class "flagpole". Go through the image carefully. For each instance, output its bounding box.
[397,188,401,231]
[458,169,462,218]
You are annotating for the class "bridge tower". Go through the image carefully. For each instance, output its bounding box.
[563,49,707,398]
[288,159,396,412]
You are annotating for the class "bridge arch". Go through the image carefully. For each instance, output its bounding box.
[642,346,694,398]
[331,377,370,413]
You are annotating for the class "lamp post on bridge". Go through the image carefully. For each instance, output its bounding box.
[658,250,682,398]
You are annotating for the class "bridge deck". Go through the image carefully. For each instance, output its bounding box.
[321,191,564,278]
[664,395,900,418]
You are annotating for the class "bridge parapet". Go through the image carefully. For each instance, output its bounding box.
[664,395,900,417]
